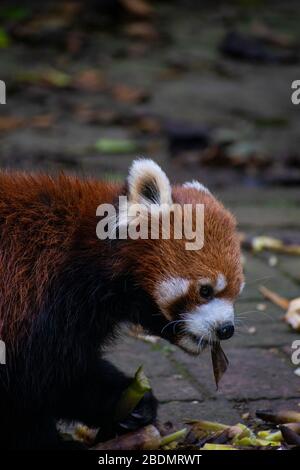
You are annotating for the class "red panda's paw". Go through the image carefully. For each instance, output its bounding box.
[117,390,158,433]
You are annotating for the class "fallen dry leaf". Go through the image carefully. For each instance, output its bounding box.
[256,409,300,424]
[112,84,149,103]
[211,341,229,389]
[251,20,297,49]
[73,105,119,125]
[241,234,300,255]
[280,425,300,446]
[185,418,284,449]
[93,425,186,451]
[120,0,153,17]
[259,286,300,332]
[13,2,81,40]
[93,425,161,450]
[124,22,159,41]
[0,116,24,132]
[73,69,106,92]
[30,114,55,129]
[135,115,161,134]
[0,114,56,132]
[259,286,289,310]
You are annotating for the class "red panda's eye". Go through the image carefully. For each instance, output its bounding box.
[199,285,214,300]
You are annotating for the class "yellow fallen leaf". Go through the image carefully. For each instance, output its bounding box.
[201,443,238,450]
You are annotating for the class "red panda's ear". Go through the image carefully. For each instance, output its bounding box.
[127,159,173,206]
[183,180,211,195]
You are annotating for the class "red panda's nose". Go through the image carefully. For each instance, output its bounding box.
[216,322,234,340]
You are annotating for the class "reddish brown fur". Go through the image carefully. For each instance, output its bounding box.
[0,170,243,342]
[113,185,243,319]
[0,172,122,342]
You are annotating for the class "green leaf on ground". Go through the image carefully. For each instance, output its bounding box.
[0,28,10,48]
[95,138,138,154]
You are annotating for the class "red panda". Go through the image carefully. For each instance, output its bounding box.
[0,159,244,449]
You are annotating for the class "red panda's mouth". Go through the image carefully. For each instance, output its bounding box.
[175,333,209,356]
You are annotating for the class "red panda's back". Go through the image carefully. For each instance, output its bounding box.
[0,172,121,342]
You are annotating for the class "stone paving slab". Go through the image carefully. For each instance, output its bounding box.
[158,399,240,428]
[150,375,203,403]
[275,256,300,284]
[172,347,300,401]
[240,254,300,300]
[282,343,300,364]
[231,324,297,349]
[237,398,300,418]
[233,301,298,348]
[217,188,300,207]
[231,207,300,229]
[221,348,300,401]
[105,335,175,378]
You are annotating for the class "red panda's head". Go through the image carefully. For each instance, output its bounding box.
[117,159,244,355]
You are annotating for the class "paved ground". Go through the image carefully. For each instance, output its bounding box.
[1,1,300,187]
[106,187,300,427]
[0,1,299,430]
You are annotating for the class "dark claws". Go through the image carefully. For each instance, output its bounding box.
[118,422,132,430]
[130,411,143,419]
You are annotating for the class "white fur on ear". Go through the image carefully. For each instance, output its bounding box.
[183,180,211,195]
[128,159,172,206]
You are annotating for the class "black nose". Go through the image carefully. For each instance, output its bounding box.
[216,322,234,340]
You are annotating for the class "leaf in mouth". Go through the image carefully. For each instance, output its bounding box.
[211,341,229,390]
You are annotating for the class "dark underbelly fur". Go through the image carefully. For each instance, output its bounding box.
[0,268,158,449]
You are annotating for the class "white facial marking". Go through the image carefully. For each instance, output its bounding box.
[215,274,227,293]
[183,299,234,340]
[183,180,211,195]
[155,277,190,306]
[199,277,212,287]
[239,282,245,295]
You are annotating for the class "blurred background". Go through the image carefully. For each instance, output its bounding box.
[0,0,300,188]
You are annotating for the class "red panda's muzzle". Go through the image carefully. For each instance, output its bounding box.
[157,318,210,356]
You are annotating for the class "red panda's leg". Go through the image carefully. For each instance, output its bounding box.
[56,359,158,436]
